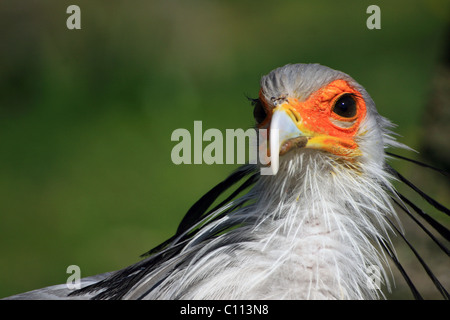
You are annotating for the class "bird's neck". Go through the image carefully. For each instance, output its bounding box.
[137,153,396,299]
[249,152,394,299]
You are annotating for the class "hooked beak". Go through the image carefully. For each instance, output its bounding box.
[264,101,360,175]
[267,107,307,175]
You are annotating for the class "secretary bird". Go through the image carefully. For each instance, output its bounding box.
[5,63,449,300]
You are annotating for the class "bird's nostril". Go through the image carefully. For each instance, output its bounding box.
[292,110,301,123]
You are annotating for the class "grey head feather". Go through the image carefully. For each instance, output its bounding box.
[260,63,353,106]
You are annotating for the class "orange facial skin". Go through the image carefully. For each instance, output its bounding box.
[259,79,367,158]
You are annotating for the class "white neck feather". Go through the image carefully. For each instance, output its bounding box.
[246,151,396,299]
[133,151,397,300]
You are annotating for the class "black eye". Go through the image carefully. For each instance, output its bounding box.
[332,94,357,118]
[252,99,267,124]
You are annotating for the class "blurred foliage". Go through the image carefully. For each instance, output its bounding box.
[0,0,448,299]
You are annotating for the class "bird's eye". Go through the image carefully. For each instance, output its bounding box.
[252,99,267,124]
[332,94,357,118]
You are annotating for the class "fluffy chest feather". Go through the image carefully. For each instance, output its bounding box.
[134,154,394,300]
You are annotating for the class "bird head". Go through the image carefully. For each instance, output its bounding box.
[254,64,391,175]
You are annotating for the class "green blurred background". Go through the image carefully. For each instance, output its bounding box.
[0,0,449,299]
